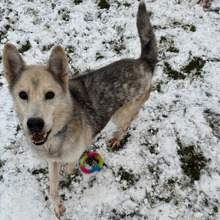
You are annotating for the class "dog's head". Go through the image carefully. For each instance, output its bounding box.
[3,43,71,146]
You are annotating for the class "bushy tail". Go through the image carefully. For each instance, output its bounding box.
[137,0,157,72]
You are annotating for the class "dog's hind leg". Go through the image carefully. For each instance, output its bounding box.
[49,162,66,219]
[110,85,152,148]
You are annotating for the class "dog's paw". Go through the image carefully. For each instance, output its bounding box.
[54,200,66,219]
[109,136,121,148]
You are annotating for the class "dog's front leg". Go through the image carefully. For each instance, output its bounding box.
[48,162,66,219]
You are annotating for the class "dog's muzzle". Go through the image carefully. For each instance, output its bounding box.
[27,117,51,145]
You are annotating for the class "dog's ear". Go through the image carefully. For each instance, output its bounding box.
[2,43,26,84]
[47,46,69,84]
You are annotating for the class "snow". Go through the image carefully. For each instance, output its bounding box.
[0,0,220,219]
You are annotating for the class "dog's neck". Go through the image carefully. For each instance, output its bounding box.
[53,124,68,137]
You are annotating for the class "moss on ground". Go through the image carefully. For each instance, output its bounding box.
[31,168,48,175]
[177,140,210,182]
[117,167,140,188]
[0,160,5,168]
[181,57,206,76]
[204,109,220,138]
[19,40,31,53]
[98,0,110,9]
[164,56,206,80]
[164,62,186,80]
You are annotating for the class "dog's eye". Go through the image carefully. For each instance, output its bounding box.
[45,91,55,100]
[19,91,28,100]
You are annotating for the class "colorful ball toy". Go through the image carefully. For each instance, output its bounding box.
[80,152,103,174]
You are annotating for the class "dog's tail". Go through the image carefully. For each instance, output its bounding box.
[137,0,157,72]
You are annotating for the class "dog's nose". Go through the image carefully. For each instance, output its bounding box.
[27,117,44,133]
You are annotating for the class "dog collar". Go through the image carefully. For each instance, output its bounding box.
[54,125,68,137]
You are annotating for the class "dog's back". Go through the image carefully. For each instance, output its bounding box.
[69,0,157,136]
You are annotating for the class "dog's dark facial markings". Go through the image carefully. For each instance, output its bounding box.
[2,1,157,218]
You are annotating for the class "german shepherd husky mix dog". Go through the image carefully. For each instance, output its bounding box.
[3,0,157,218]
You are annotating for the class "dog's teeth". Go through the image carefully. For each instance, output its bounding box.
[43,133,47,138]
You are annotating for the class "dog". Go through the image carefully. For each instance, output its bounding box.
[2,0,157,218]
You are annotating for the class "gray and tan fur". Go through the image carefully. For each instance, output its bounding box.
[2,1,157,218]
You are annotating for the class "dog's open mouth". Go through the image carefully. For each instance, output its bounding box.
[31,130,51,145]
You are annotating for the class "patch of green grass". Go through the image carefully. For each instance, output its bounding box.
[69,67,80,77]
[42,44,54,51]
[184,24,196,32]
[58,8,70,21]
[66,45,75,53]
[148,164,160,180]
[114,44,126,54]
[0,160,5,168]
[15,124,21,135]
[153,82,162,93]
[5,24,10,30]
[98,0,110,9]
[123,2,131,7]
[204,109,220,138]
[214,206,218,213]
[88,175,97,188]
[145,188,177,208]
[19,40,31,53]
[102,38,126,54]
[155,195,172,203]
[96,52,104,60]
[59,168,83,189]
[159,36,167,44]
[159,36,180,61]
[103,36,126,54]
[66,45,76,64]
[112,37,126,54]
[74,0,83,4]
[148,128,159,135]
[190,25,196,32]
[177,142,210,182]
[164,56,206,80]
[110,208,135,219]
[31,168,48,175]
[141,129,159,154]
[112,167,140,191]
[164,62,186,80]
[181,57,206,76]
[172,21,196,32]
[117,167,139,187]
[51,3,56,9]
[62,14,70,21]
[59,175,73,189]
[167,46,179,53]
[149,145,159,155]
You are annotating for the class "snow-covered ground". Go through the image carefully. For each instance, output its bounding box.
[0,0,220,219]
